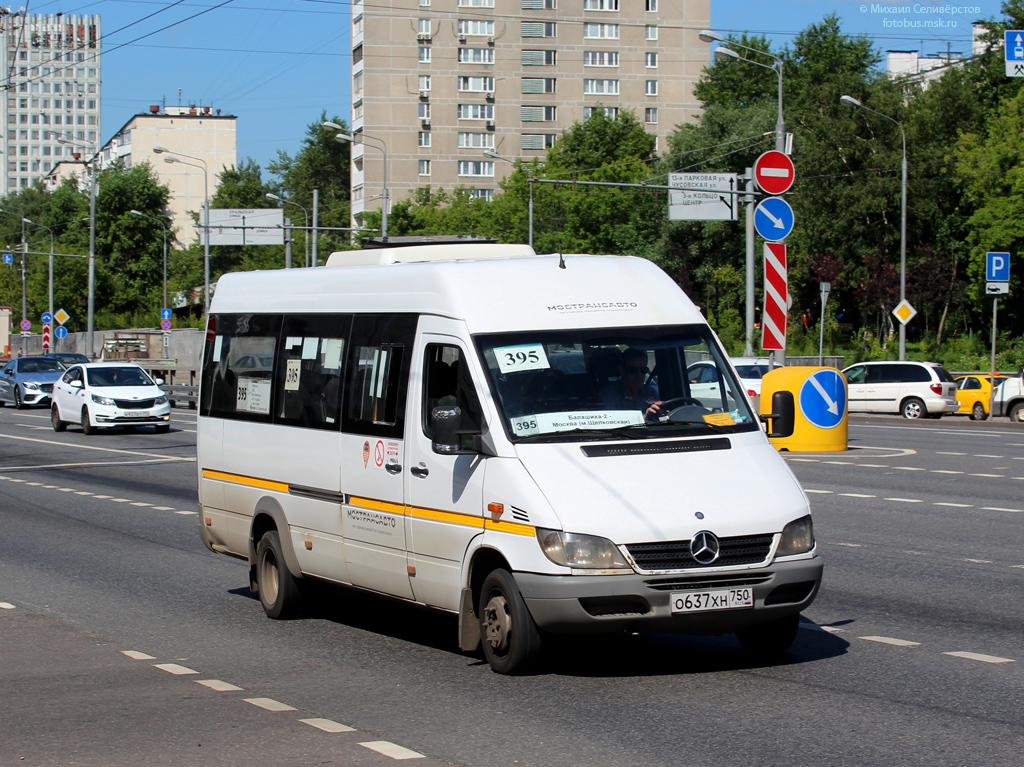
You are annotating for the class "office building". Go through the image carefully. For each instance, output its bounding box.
[349,0,709,229]
[2,12,101,196]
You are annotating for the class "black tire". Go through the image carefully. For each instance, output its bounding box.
[13,387,23,409]
[51,404,66,432]
[1009,402,1024,423]
[901,397,925,419]
[256,530,302,619]
[736,613,800,657]
[154,424,170,434]
[478,568,542,674]
[81,407,95,435]
[971,402,988,421]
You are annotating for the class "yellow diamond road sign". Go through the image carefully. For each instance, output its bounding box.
[54,308,70,326]
[892,299,917,326]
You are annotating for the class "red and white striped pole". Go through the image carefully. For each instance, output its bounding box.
[761,242,787,352]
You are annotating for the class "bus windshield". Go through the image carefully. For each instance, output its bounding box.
[475,325,758,442]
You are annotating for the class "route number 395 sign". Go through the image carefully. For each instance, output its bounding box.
[494,343,550,374]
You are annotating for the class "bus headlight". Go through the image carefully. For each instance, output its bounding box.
[776,515,814,557]
[537,528,630,569]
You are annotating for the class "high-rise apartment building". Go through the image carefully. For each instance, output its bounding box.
[350,0,709,230]
[1,12,101,196]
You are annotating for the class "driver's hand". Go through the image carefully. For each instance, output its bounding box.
[644,400,665,420]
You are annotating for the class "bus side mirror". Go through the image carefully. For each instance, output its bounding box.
[432,405,463,454]
[760,391,795,439]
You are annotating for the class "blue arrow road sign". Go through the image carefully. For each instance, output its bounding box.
[987,252,1010,282]
[41,312,53,324]
[1006,31,1024,60]
[2,253,11,265]
[161,308,172,321]
[754,197,795,242]
[55,326,68,340]
[799,369,846,430]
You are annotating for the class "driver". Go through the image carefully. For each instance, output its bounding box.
[601,347,664,420]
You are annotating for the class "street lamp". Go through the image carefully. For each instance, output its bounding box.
[56,136,98,360]
[324,121,389,240]
[840,94,909,360]
[483,149,535,248]
[155,146,210,312]
[700,30,785,153]
[129,210,170,313]
[266,193,309,268]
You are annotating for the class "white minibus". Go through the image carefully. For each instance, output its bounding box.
[197,244,821,674]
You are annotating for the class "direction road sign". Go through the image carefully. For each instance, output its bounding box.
[54,308,69,325]
[55,326,68,340]
[892,299,917,326]
[799,369,846,430]
[2,253,11,265]
[667,172,739,221]
[986,251,1010,282]
[161,308,173,321]
[753,150,795,195]
[1006,31,1024,76]
[762,242,788,352]
[160,319,172,330]
[754,197,795,241]
[41,311,53,324]
[19,319,31,331]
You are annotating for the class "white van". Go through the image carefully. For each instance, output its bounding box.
[196,244,822,674]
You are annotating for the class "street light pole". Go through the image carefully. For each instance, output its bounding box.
[840,95,908,360]
[324,122,389,240]
[57,137,98,359]
[155,147,210,312]
[266,193,309,267]
[483,149,536,247]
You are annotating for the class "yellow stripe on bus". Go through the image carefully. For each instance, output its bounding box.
[349,496,408,516]
[409,506,487,529]
[484,518,536,537]
[202,469,289,494]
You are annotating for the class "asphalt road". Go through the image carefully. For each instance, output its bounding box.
[0,406,1021,767]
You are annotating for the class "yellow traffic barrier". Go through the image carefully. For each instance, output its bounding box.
[761,366,847,452]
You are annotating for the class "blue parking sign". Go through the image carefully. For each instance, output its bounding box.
[986,252,1010,282]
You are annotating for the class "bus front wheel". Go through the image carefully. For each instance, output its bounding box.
[478,569,542,674]
[256,530,302,619]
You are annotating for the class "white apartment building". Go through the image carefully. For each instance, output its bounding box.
[2,12,101,196]
[350,0,709,229]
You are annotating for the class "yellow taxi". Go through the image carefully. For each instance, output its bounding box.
[954,374,1007,420]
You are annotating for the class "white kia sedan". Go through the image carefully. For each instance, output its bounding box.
[51,362,171,434]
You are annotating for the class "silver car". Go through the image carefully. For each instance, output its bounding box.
[0,356,67,409]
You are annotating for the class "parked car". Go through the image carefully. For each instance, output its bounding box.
[954,374,1007,421]
[841,361,957,419]
[46,352,91,366]
[730,357,783,397]
[51,362,171,434]
[0,356,67,409]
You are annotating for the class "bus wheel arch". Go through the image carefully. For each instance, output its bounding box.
[458,546,512,652]
[248,498,304,582]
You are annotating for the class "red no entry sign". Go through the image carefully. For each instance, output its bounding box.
[753,150,795,195]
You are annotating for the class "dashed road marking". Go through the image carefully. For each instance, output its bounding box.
[937,451,967,455]
[301,718,356,733]
[244,697,297,712]
[839,493,875,498]
[805,489,832,494]
[974,454,1003,458]
[981,507,1022,513]
[834,542,863,547]
[959,558,993,564]
[0,602,15,609]
[823,461,854,465]
[359,741,425,760]
[895,466,926,471]
[885,497,923,503]
[154,663,198,675]
[935,502,973,508]
[175,511,198,515]
[153,506,175,511]
[0,475,193,517]
[860,636,921,647]
[130,502,152,507]
[122,650,155,660]
[197,679,244,692]
[789,458,819,462]
[0,432,195,461]
[110,498,131,503]
[858,464,889,468]
[943,651,1015,664]
[931,470,963,474]
[970,473,1004,478]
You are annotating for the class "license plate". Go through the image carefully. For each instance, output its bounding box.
[670,588,754,613]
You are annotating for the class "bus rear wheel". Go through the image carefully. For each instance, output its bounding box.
[256,530,302,619]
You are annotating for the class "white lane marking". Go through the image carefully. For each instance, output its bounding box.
[7,478,25,483]
[58,488,75,492]
[959,558,993,564]
[110,498,131,503]
[300,718,356,733]
[74,491,93,495]
[359,741,425,760]
[974,454,1003,458]
[130,502,152,507]
[823,461,854,465]
[895,466,926,471]
[122,650,156,660]
[937,451,967,455]
[0,602,15,609]
[789,458,819,462]
[154,663,198,675]
[935,502,973,508]
[0,459,180,471]
[981,507,1023,513]
[805,489,833,494]
[943,651,1015,664]
[839,493,875,498]
[153,506,175,511]
[1012,565,1024,570]
[0,433,195,461]
[885,498,923,503]
[858,464,889,468]
[903,550,927,555]
[860,636,921,647]
[25,482,42,486]
[244,698,297,712]
[92,495,111,499]
[834,542,863,547]
[931,470,964,474]
[196,679,244,692]
[970,473,1004,478]
[175,511,198,515]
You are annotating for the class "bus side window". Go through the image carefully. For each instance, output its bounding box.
[342,314,417,438]
[275,314,351,430]
[199,313,281,422]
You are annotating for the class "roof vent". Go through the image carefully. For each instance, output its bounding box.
[149,105,160,114]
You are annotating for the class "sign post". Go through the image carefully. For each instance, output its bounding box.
[818,282,831,365]
[986,251,1011,415]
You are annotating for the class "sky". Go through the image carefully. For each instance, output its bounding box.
[28,0,1009,177]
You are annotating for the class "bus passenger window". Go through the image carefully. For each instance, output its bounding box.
[275,314,350,430]
[341,314,416,438]
[200,314,281,422]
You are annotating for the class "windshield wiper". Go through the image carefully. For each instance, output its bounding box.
[515,424,650,443]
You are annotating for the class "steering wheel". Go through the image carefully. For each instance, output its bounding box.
[657,397,702,410]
